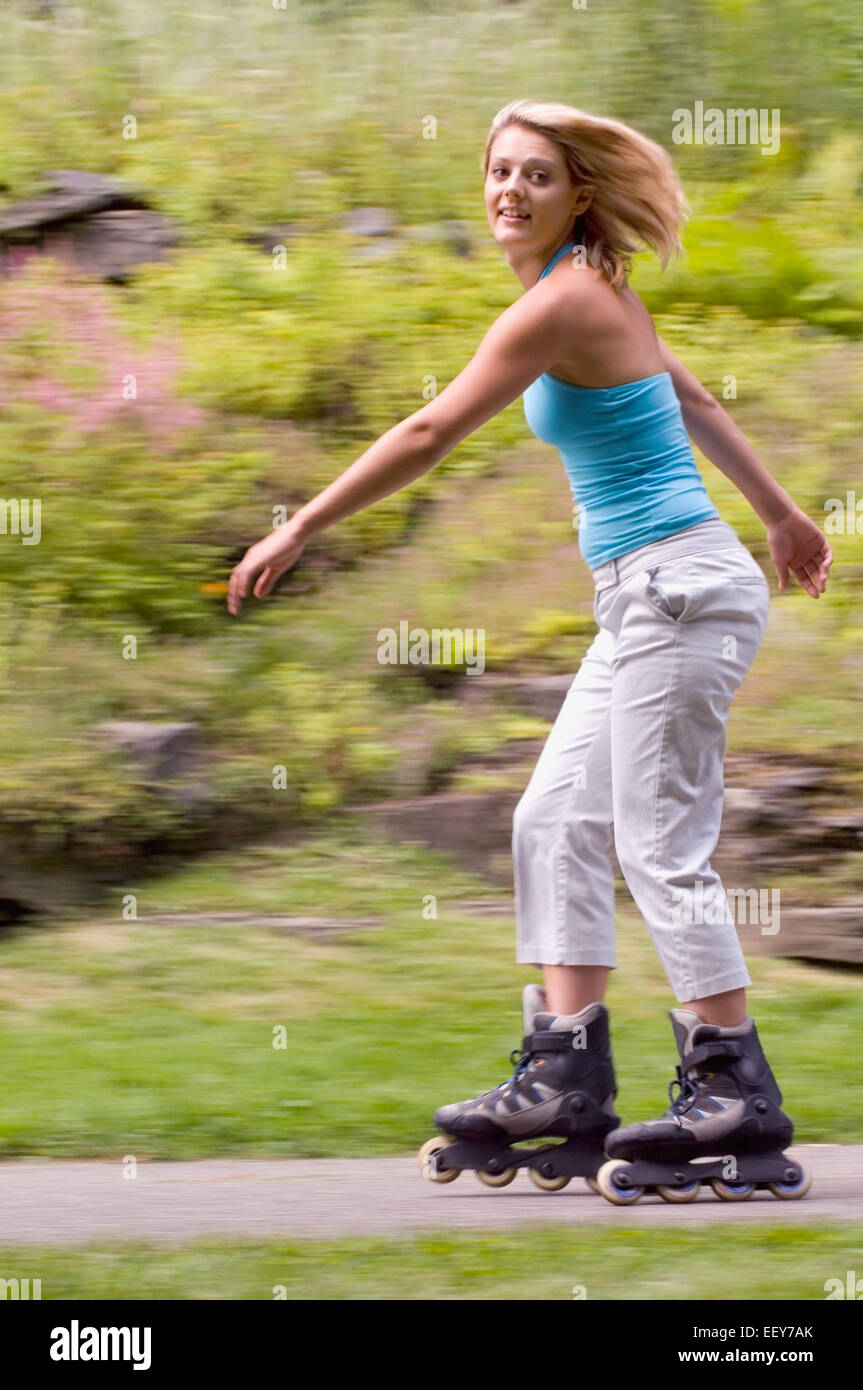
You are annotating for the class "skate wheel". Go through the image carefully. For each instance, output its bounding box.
[709,1177,753,1201]
[585,1176,600,1195]
[528,1167,571,1192]
[656,1181,700,1203]
[418,1136,460,1183]
[476,1166,517,1187]
[768,1166,812,1200]
[595,1159,644,1205]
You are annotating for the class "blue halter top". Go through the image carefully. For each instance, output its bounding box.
[522,240,719,570]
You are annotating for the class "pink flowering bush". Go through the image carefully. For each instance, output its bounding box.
[0,257,269,635]
[0,257,204,451]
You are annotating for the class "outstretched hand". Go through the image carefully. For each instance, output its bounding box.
[227,522,307,615]
[766,509,833,598]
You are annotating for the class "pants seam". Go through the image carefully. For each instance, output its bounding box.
[650,620,696,1001]
[551,719,613,960]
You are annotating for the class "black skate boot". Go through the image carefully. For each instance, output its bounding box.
[418,984,620,1193]
[596,1009,811,1205]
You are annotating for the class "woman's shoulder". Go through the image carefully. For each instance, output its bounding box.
[541,272,664,386]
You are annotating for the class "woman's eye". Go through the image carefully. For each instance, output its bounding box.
[492,168,547,181]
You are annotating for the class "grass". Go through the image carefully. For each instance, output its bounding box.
[0,1224,860,1300]
[0,823,859,1159]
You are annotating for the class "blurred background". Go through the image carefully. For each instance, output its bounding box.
[0,0,862,1299]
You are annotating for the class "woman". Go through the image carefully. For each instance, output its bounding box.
[228,100,831,1203]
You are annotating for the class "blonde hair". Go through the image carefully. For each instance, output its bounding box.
[482,99,689,290]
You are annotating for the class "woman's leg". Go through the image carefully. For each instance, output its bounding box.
[602,551,770,1003]
[513,626,618,973]
[680,986,746,1026]
[542,976,746,1024]
[543,964,611,1014]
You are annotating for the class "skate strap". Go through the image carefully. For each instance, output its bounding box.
[681,1038,744,1072]
[522,1030,582,1052]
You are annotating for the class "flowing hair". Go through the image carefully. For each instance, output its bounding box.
[481,99,689,290]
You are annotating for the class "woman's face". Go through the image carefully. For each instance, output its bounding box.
[485,125,587,256]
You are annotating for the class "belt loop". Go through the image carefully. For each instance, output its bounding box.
[592,555,619,591]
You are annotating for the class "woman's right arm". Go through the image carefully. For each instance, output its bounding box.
[228,272,585,613]
[291,416,440,541]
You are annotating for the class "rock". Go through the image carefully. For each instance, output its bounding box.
[759,766,833,795]
[140,912,381,940]
[339,207,399,238]
[0,851,94,920]
[506,675,575,721]
[344,790,520,884]
[759,900,863,967]
[404,220,474,257]
[456,739,546,773]
[458,673,574,722]
[0,170,147,235]
[92,721,199,780]
[42,210,176,283]
[815,816,863,846]
[722,787,765,818]
[439,219,473,258]
[721,786,786,839]
[784,816,863,853]
[452,898,515,916]
[0,170,177,282]
[351,239,405,262]
[720,772,863,876]
[0,897,38,933]
[246,222,299,255]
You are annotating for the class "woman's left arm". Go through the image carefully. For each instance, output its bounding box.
[657,337,833,598]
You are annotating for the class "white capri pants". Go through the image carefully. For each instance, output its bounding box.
[512,517,770,1001]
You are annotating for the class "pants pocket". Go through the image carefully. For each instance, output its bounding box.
[644,564,689,623]
[642,549,768,626]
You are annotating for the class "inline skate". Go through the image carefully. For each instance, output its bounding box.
[418,984,619,1192]
[595,1008,811,1204]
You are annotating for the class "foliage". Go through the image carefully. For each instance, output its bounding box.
[0,0,862,860]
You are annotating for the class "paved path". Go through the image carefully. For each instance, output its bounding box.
[0,1145,855,1247]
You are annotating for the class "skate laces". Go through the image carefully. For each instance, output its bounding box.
[467,1047,533,1108]
[491,1045,542,1100]
[507,1046,533,1086]
[667,1035,742,1123]
[668,1064,706,1126]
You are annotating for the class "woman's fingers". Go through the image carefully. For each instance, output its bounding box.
[253,566,279,599]
[228,555,261,615]
[769,521,832,599]
[228,537,302,614]
[794,552,830,597]
[796,566,818,597]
